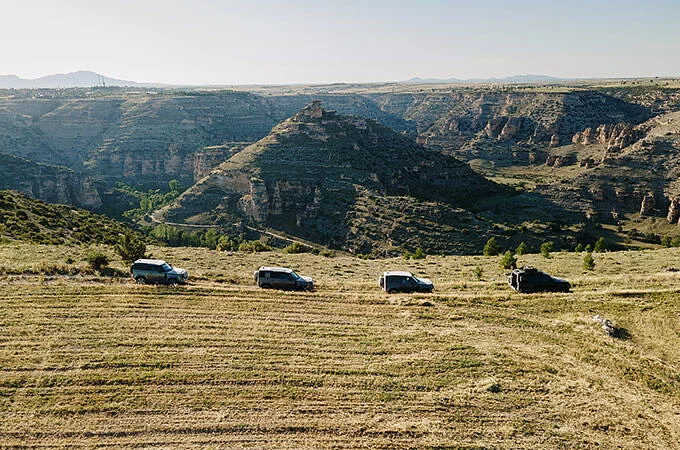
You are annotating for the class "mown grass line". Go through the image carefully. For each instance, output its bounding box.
[1,246,680,447]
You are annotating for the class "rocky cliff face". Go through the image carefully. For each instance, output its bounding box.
[0,152,104,210]
[369,90,651,158]
[159,102,504,254]
[572,123,646,151]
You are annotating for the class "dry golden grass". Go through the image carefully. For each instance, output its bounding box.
[1,243,680,448]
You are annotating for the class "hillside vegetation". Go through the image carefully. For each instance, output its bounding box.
[0,243,679,447]
[0,190,140,245]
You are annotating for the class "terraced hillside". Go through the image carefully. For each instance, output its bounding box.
[0,243,679,448]
[159,102,506,255]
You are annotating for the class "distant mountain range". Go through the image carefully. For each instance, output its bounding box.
[0,71,154,89]
[403,74,565,84]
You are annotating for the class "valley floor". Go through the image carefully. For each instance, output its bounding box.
[1,244,679,448]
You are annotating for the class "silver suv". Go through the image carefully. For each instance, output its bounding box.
[131,259,188,285]
[254,266,314,291]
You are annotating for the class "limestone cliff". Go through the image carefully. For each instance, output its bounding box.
[0,152,104,210]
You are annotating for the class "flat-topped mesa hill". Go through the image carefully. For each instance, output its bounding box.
[159,102,504,254]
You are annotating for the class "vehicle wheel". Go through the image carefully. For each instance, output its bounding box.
[168,279,178,287]
[135,276,146,285]
[387,288,398,294]
[261,283,271,289]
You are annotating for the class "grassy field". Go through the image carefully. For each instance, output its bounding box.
[1,243,680,448]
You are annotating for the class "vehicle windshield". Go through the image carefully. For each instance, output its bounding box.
[162,263,172,272]
[290,271,301,280]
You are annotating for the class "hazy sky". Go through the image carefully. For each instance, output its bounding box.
[3,0,678,85]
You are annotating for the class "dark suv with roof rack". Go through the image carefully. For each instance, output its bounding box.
[508,266,570,293]
[253,266,314,291]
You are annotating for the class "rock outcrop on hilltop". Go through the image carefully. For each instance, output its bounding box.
[159,102,505,255]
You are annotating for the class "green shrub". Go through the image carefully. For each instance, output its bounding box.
[86,251,110,272]
[217,235,241,252]
[412,248,426,259]
[515,242,527,256]
[403,251,411,260]
[540,241,554,259]
[575,243,585,252]
[661,236,672,248]
[284,242,309,254]
[593,237,607,253]
[319,248,336,258]
[473,266,484,280]
[201,228,220,250]
[238,240,272,252]
[671,236,680,247]
[483,237,500,256]
[115,231,146,264]
[499,250,517,270]
[583,252,595,271]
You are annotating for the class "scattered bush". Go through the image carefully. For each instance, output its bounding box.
[86,251,110,272]
[412,248,426,259]
[583,252,595,271]
[499,250,517,270]
[238,240,271,252]
[661,236,672,248]
[593,237,607,253]
[575,243,585,252]
[483,237,500,256]
[672,236,680,247]
[201,228,220,250]
[319,248,336,258]
[473,266,484,280]
[283,242,309,254]
[515,242,527,256]
[115,231,146,264]
[540,241,554,259]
